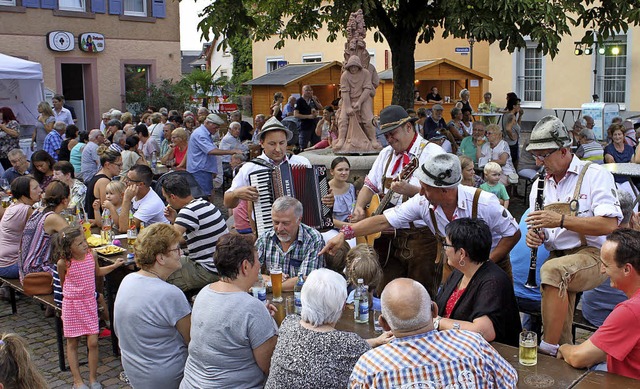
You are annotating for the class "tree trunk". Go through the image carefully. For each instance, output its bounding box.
[389,37,417,109]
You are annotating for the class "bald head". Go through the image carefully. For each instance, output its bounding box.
[381,278,432,333]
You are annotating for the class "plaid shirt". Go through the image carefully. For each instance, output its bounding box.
[43,130,63,161]
[256,223,324,277]
[349,330,517,389]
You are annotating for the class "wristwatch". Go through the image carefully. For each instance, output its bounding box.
[452,322,461,330]
[433,316,442,331]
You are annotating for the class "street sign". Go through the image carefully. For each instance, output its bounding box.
[455,47,470,53]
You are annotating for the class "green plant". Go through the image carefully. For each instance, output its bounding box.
[125,79,192,115]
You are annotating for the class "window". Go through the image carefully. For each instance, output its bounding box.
[124,64,150,108]
[515,42,544,106]
[0,0,16,6]
[124,0,146,16]
[58,0,85,11]
[597,37,628,106]
[368,49,376,69]
[266,57,286,73]
[302,54,322,63]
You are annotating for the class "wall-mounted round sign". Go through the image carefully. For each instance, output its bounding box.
[47,31,75,52]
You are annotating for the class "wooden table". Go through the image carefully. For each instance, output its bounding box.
[571,370,639,388]
[491,343,587,388]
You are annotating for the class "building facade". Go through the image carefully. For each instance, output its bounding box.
[0,0,181,131]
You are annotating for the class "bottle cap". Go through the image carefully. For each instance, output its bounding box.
[371,296,381,311]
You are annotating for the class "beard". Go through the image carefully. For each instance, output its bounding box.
[277,232,292,243]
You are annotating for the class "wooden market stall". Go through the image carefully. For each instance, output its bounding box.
[375,58,493,115]
[246,61,343,116]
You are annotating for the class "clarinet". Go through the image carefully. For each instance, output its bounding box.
[525,167,546,289]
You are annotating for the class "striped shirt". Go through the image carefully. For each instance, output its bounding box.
[349,330,518,389]
[577,141,604,164]
[174,198,228,272]
[256,223,324,277]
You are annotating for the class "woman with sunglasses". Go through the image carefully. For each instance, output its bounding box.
[84,146,121,221]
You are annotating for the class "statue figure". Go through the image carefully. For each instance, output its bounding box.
[334,10,382,153]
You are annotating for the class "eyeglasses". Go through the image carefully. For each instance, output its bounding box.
[123,176,142,183]
[533,149,559,161]
[111,162,123,167]
[167,247,182,255]
[442,242,454,249]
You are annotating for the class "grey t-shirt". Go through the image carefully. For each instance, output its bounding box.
[180,286,279,389]
[114,273,191,389]
[265,315,370,389]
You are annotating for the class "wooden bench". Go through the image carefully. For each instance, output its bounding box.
[0,277,66,372]
[572,307,598,343]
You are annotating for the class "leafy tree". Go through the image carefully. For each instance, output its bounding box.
[125,79,191,116]
[197,0,640,108]
[228,33,253,96]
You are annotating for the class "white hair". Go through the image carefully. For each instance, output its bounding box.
[110,110,122,120]
[273,196,303,219]
[229,121,241,130]
[300,269,347,326]
[381,279,432,331]
[89,129,102,141]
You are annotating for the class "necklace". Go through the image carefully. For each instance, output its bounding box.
[143,269,165,281]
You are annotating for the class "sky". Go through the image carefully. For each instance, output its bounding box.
[179,0,209,51]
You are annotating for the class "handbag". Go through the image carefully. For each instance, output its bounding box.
[22,272,53,296]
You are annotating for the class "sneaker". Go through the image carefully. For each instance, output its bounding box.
[98,328,111,338]
[89,382,102,389]
[119,371,130,384]
[72,384,89,389]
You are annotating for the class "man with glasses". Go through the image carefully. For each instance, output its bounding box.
[187,113,242,198]
[3,149,30,184]
[119,164,169,230]
[524,115,622,356]
[161,174,229,292]
[323,152,519,297]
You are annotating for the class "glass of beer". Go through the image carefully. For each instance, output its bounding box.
[270,265,283,303]
[519,330,537,366]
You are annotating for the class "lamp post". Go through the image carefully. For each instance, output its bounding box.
[468,36,476,69]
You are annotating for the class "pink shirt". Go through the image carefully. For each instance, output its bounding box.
[0,203,30,267]
[233,200,251,231]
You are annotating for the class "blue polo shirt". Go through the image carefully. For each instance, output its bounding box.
[187,124,218,174]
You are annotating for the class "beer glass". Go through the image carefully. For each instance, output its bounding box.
[270,265,283,303]
[519,330,537,366]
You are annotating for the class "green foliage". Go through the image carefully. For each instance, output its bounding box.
[181,68,214,99]
[125,79,191,115]
[196,0,640,108]
[228,33,253,96]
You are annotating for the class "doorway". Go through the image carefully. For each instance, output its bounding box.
[61,63,86,131]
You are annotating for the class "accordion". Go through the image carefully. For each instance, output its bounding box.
[249,161,333,237]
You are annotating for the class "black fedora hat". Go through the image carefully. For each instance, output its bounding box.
[379,105,418,134]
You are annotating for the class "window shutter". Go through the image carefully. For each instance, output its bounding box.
[152,0,165,18]
[40,0,56,9]
[108,0,122,14]
[23,0,40,8]
[92,0,106,13]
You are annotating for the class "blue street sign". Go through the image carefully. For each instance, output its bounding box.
[455,47,471,53]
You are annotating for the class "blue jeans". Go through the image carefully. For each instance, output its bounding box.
[191,170,213,196]
[517,296,542,339]
[0,263,19,279]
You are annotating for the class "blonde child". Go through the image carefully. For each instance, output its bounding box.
[92,181,125,231]
[345,244,383,294]
[480,161,510,208]
[54,226,124,389]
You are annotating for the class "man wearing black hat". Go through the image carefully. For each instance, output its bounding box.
[348,105,445,294]
[322,152,520,297]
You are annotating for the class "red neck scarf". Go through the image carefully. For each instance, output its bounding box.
[391,133,418,175]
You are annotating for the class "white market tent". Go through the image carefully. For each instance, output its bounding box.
[0,53,45,126]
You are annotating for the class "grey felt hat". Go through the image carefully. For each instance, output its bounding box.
[526,115,572,151]
[259,116,293,141]
[414,153,462,188]
[378,105,418,134]
[205,113,225,125]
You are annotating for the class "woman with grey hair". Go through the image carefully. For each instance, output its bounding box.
[265,268,391,389]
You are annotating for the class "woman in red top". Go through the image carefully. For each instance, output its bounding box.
[434,218,521,346]
[161,128,188,170]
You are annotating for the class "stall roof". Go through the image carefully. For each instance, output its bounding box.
[246,61,342,86]
[378,58,492,81]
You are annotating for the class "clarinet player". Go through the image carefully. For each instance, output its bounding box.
[524,116,622,356]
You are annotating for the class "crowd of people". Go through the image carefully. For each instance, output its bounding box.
[1,89,640,389]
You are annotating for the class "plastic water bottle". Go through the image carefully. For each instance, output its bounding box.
[372,295,383,333]
[294,274,304,314]
[354,279,363,322]
[356,285,370,324]
[151,151,158,171]
[253,273,267,305]
[101,208,112,244]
